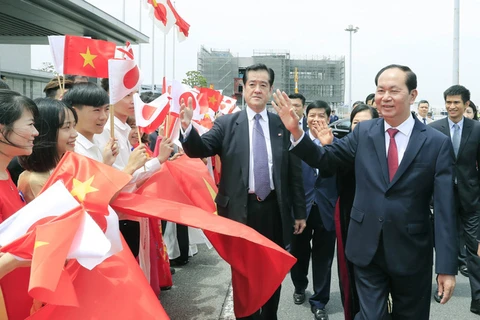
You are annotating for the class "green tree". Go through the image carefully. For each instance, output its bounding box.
[182,70,207,88]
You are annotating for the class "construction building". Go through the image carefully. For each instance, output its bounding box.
[197,46,345,108]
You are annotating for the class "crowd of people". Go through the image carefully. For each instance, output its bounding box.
[0,61,478,320]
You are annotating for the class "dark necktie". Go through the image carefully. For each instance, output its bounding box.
[253,114,270,200]
[387,128,399,181]
[422,118,427,124]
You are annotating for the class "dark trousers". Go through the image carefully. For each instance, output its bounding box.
[457,214,467,269]
[454,188,480,299]
[290,205,336,309]
[237,192,283,320]
[119,220,140,257]
[354,238,432,320]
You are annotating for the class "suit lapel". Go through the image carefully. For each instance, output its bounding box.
[268,113,284,188]
[438,118,450,137]
[235,110,249,189]
[371,120,389,186]
[458,118,473,157]
[388,119,427,188]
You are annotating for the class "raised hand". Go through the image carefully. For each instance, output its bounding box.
[124,144,149,174]
[310,119,334,146]
[179,97,194,130]
[271,89,303,140]
[102,137,119,166]
[158,137,174,164]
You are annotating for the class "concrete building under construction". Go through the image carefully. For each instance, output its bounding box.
[197,46,345,107]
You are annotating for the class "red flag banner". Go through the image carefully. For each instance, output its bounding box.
[111,192,296,317]
[198,87,223,113]
[27,237,169,320]
[63,35,116,78]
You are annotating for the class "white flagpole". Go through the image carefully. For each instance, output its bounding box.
[163,33,167,82]
[151,21,155,90]
[172,1,176,80]
[138,0,142,70]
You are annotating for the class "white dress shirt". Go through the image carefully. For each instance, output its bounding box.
[75,132,103,162]
[417,115,432,124]
[384,115,415,165]
[447,116,464,140]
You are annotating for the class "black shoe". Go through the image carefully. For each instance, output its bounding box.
[293,291,305,305]
[160,286,172,291]
[471,299,480,315]
[311,306,329,320]
[170,257,189,266]
[170,267,176,275]
[433,289,442,303]
[459,265,469,277]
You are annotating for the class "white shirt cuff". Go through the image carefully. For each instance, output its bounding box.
[289,132,305,148]
[180,123,193,139]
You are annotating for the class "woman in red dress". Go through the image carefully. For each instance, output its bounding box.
[0,89,39,319]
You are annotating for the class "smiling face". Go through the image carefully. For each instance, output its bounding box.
[0,109,39,157]
[243,70,272,112]
[307,108,328,135]
[445,95,467,123]
[74,104,109,140]
[375,67,417,127]
[56,108,78,157]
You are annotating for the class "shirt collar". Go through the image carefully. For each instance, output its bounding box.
[114,116,131,131]
[384,114,415,136]
[246,106,268,122]
[76,132,96,150]
[447,116,464,130]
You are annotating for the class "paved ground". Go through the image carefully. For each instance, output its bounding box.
[160,245,479,319]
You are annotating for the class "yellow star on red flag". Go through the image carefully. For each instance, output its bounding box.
[208,95,218,106]
[80,47,97,68]
[71,176,99,202]
[34,241,49,249]
[203,178,217,215]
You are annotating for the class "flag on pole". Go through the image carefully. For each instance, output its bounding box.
[197,87,223,113]
[133,92,171,134]
[108,43,142,105]
[147,0,190,41]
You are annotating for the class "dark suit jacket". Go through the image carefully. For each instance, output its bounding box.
[302,133,337,232]
[180,110,306,246]
[301,117,308,132]
[292,116,457,276]
[430,117,480,212]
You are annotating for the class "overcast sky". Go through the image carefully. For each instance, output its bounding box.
[31,0,480,111]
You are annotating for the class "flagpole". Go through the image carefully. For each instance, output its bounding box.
[151,20,155,91]
[172,1,176,80]
[138,0,142,71]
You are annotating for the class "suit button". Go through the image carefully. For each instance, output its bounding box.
[379,217,384,222]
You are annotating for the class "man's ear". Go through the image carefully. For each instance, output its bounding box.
[466,100,471,107]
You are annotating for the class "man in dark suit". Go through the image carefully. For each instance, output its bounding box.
[290,93,308,131]
[178,63,306,320]
[430,84,480,315]
[290,100,337,320]
[273,64,457,319]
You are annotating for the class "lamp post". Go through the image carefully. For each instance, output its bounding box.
[345,25,359,110]
[453,0,460,84]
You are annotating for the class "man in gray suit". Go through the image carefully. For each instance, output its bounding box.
[179,63,306,320]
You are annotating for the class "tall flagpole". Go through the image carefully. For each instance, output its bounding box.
[453,0,460,84]
[163,33,167,82]
[172,1,176,80]
[151,20,155,90]
[138,1,142,70]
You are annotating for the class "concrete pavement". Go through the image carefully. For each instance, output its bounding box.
[160,245,479,319]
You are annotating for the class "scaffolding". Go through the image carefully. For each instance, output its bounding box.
[197,46,345,106]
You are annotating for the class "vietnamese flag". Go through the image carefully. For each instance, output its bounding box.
[27,237,169,320]
[111,192,296,318]
[1,206,85,307]
[198,87,223,113]
[41,151,132,220]
[63,35,116,78]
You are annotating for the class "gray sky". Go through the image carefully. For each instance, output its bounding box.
[31,0,480,111]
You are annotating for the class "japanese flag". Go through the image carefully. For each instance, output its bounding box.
[170,80,202,120]
[219,95,239,114]
[108,43,142,105]
[133,92,171,134]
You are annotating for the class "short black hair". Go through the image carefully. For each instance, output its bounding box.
[242,63,274,87]
[19,98,77,172]
[365,93,375,104]
[306,100,331,118]
[140,91,161,104]
[418,99,429,106]
[468,100,478,120]
[353,100,364,109]
[443,85,470,104]
[288,93,306,106]
[62,82,109,109]
[350,103,379,126]
[100,78,109,93]
[375,64,417,92]
[43,77,74,99]
[0,89,39,149]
